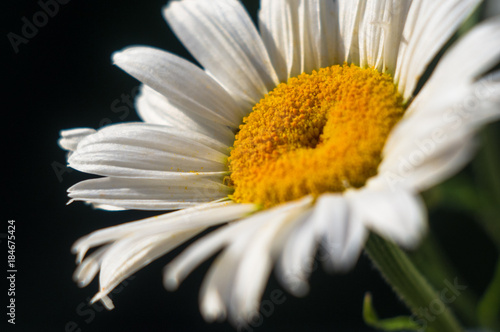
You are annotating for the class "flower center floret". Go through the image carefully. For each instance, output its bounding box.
[228,64,404,208]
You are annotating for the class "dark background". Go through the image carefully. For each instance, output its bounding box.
[3,1,500,331]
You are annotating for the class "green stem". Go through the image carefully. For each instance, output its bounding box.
[365,233,464,332]
[408,234,477,326]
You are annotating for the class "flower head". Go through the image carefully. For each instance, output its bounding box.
[60,0,500,324]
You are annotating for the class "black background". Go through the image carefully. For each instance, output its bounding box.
[3,1,499,331]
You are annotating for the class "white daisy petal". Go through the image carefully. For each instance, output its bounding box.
[113,47,245,126]
[135,85,236,146]
[276,209,315,296]
[199,249,234,322]
[92,228,204,304]
[397,137,478,193]
[229,198,311,322]
[135,84,174,127]
[58,128,96,152]
[409,18,500,109]
[73,245,110,288]
[259,0,340,80]
[349,188,427,248]
[258,0,298,80]
[68,123,229,177]
[317,194,367,272]
[164,0,280,109]
[68,177,232,211]
[380,71,500,192]
[165,197,312,322]
[99,295,115,310]
[80,122,230,155]
[297,0,340,75]
[358,0,411,73]
[72,202,256,264]
[395,0,482,99]
[90,204,127,211]
[258,0,293,82]
[164,209,274,292]
[278,192,368,289]
[338,0,366,65]
[199,220,269,323]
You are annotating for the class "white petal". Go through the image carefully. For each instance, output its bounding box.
[90,204,127,211]
[297,0,340,74]
[408,18,500,110]
[229,198,311,322]
[276,209,316,296]
[135,84,174,127]
[72,202,256,264]
[380,72,500,191]
[348,188,427,248]
[135,85,236,146]
[277,191,368,292]
[258,0,294,82]
[68,123,229,177]
[395,0,482,99]
[338,0,366,65]
[164,198,312,307]
[199,249,235,322]
[164,209,273,291]
[164,0,280,109]
[73,245,109,288]
[317,194,367,272]
[92,228,203,304]
[358,0,412,74]
[58,128,96,152]
[68,177,232,211]
[113,47,245,125]
[259,0,340,80]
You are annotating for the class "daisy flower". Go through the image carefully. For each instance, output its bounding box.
[59,0,500,326]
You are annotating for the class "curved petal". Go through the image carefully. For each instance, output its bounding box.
[72,202,256,264]
[380,72,500,192]
[395,0,482,99]
[73,245,110,288]
[164,197,312,322]
[59,128,96,152]
[347,187,427,249]
[72,202,257,305]
[91,228,203,307]
[135,85,235,146]
[276,209,316,296]
[381,19,500,192]
[113,47,245,125]
[407,17,500,113]
[277,193,367,296]
[164,0,280,109]
[318,194,367,272]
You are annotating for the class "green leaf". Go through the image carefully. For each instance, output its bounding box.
[363,292,421,331]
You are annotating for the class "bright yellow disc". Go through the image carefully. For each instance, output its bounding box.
[228,64,405,208]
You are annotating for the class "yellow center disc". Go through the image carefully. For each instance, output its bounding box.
[228,64,404,208]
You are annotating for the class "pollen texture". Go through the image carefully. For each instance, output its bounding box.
[228,64,404,207]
